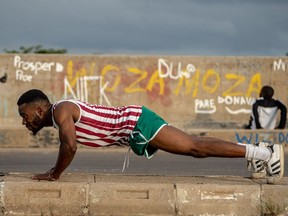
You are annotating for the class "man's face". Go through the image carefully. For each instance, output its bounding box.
[18,103,45,135]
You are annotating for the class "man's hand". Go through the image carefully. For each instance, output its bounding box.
[31,168,59,181]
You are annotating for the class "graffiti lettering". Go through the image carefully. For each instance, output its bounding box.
[223,74,245,96]
[124,68,147,93]
[174,70,261,100]
[279,132,288,143]
[64,76,110,105]
[14,55,63,75]
[158,58,195,80]
[273,59,287,71]
[195,99,216,113]
[174,70,200,97]
[218,96,254,105]
[63,59,263,103]
[236,131,288,145]
[13,55,64,82]
[100,65,120,92]
[195,96,254,115]
[218,96,254,114]
[16,70,32,82]
[246,73,261,96]
[58,58,265,116]
[145,70,164,95]
[202,69,220,94]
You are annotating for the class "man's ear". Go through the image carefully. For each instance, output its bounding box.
[36,106,44,117]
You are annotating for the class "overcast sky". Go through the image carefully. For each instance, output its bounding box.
[0,0,287,56]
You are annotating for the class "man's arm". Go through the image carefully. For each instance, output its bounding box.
[276,100,287,129]
[252,102,262,129]
[32,102,79,181]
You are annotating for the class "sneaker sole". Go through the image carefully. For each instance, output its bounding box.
[251,171,266,179]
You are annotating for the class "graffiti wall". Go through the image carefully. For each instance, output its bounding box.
[0,54,287,130]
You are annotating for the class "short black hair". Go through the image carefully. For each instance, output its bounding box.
[17,89,50,106]
[260,85,274,100]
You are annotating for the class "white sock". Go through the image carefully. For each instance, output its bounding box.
[245,144,271,161]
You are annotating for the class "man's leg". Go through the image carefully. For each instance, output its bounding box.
[149,125,284,184]
[150,125,246,158]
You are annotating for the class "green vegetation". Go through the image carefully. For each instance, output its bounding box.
[3,45,67,54]
[260,198,288,216]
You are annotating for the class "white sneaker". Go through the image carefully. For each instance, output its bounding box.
[247,142,269,179]
[247,142,285,184]
[266,143,284,184]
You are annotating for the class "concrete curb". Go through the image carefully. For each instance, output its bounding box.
[1,173,288,215]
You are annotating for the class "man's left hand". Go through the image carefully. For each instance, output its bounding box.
[31,169,59,181]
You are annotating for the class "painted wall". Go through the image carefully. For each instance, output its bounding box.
[2,128,288,148]
[0,54,287,131]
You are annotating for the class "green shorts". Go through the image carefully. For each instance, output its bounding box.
[129,106,168,158]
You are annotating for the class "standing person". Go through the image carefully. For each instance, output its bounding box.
[247,85,287,129]
[17,89,284,184]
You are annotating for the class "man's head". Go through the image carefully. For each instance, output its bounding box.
[17,89,51,135]
[259,85,274,100]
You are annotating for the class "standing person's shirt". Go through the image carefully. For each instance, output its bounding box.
[250,97,287,129]
[52,99,142,147]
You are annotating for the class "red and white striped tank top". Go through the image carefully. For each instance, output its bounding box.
[52,99,142,147]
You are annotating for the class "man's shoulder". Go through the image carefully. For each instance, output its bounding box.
[274,99,287,108]
[253,98,263,105]
[53,100,80,114]
[54,99,80,107]
[253,98,274,107]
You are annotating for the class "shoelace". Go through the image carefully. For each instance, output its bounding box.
[122,147,131,172]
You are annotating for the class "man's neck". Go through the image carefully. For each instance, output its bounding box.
[45,104,54,127]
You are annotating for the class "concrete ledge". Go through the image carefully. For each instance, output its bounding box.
[1,173,288,215]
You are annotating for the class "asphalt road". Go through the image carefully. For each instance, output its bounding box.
[0,148,287,177]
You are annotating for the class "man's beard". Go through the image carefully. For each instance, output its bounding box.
[31,115,45,135]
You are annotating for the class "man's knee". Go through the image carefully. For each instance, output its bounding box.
[190,150,207,158]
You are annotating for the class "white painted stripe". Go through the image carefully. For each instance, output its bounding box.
[200,192,243,200]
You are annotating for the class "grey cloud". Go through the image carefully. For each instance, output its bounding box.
[0,0,287,56]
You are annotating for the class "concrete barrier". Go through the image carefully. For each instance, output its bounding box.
[1,173,288,215]
[1,128,287,148]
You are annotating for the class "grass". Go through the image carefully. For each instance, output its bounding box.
[260,198,288,216]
